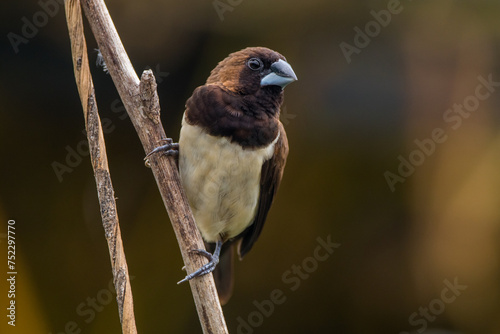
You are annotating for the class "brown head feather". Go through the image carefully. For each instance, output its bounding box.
[185,47,289,148]
[206,47,287,94]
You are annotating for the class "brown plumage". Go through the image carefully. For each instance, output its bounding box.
[178,47,296,304]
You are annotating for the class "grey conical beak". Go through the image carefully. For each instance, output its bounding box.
[260,59,298,89]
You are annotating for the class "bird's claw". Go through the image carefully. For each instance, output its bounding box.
[189,248,214,260]
[144,138,179,167]
[177,240,222,284]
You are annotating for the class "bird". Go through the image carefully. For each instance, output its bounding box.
[147,47,297,304]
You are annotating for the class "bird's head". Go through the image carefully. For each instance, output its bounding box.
[206,47,297,95]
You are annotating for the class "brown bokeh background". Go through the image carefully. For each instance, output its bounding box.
[2,0,500,333]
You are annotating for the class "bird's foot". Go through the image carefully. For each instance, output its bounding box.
[177,240,222,284]
[144,138,179,167]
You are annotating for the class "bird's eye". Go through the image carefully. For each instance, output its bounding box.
[247,58,263,71]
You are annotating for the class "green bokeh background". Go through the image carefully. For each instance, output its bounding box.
[2,0,500,333]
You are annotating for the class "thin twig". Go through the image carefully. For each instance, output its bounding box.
[73,0,228,332]
[64,0,137,333]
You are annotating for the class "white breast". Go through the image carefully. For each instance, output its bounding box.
[179,115,278,242]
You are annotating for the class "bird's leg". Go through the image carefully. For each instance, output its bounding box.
[144,138,179,167]
[146,138,179,158]
[177,239,222,284]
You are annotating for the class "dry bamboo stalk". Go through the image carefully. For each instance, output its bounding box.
[64,0,137,333]
[65,0,228,332]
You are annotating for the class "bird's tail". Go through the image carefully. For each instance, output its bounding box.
[205,241,234,305]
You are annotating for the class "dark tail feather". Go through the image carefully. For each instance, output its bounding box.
[206,241,234,305]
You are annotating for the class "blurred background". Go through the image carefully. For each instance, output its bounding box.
[2,0,500,333]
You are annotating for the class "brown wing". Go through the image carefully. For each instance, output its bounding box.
[237,122,289,259]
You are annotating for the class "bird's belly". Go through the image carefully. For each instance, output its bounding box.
[179,119,276,242]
